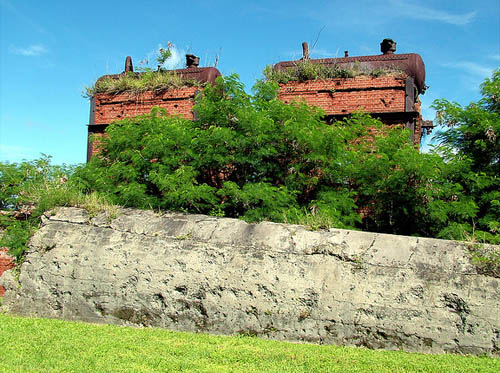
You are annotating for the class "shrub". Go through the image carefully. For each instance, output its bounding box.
[431,69,500,243]
[0,156,117,260]
[75,74,457,237]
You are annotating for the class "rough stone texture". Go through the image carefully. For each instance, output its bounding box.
[1,207,499,355]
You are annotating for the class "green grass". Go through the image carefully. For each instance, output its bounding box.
[83,71,203,98]
[263,60,404,84]
[0,314,498,372]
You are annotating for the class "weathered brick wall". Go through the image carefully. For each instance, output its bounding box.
[278,75,407,115]
[0,249,14,297]
[93,77,410,124]
[88,87,200,159]
[93,87,199,124]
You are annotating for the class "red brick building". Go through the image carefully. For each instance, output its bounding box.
[87,40,432,160]
[87,55,221,160]
[274,39,433,145]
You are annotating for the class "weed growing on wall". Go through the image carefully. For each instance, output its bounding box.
[83,42,202,98]
[0,155,117,260]
[263,60,404,84]
[83,71,202,99]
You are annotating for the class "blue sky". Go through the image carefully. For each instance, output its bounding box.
[1,0,498,165]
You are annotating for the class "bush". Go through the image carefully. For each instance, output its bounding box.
[431,69,500,243]
[75,74,461,238]
[0,155,117,260]
[75,75,362,227]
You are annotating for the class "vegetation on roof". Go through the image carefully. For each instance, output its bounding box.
[263,59,404,84]
[83,71,203,99]
[83,42,203,98]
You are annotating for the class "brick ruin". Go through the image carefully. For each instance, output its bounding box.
[0,249,14,297]
[87,55,221,160]
[87,39,432,160]
[275,39,433,144]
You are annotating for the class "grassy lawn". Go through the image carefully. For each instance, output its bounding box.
[0,313,498,372]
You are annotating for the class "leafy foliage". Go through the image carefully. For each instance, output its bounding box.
[76,75,364,228]
[0,156,117,260]
[75,74,477,240]
[0,156,75,259]
[156,45,173,66]
[431,69,500,243]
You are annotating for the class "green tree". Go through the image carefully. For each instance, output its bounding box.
[431,69,500,243]
[75,75,365,227]
[75,72,499,244]
[0,156,78,259]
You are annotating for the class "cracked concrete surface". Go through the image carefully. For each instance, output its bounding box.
[1,207,499,355]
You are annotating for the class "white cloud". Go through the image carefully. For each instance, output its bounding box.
[11,44,48,56]
[443,61,494,77]
[161,44,183,70]
[140,43,185,70]
[389,0,476,25]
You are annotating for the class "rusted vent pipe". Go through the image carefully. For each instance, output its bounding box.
[302,42,309,59]
[186,54,200,68]
[381,38,396,54]
[124,56,133,72]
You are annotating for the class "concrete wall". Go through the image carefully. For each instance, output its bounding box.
[1,207,498,355]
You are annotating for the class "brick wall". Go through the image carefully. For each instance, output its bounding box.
[93,77,409,125]
[0,248,14,297]
[93,87,199,124]
[88,87,200,159]
[278,75,408,115]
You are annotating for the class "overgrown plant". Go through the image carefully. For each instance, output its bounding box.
[263,59,404,84]
[83,71,202,98]
[465,240,500,278]
[0,155,117,260]
[75,74,488,241]
[83,42,201,98]
[431,69,500,243]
